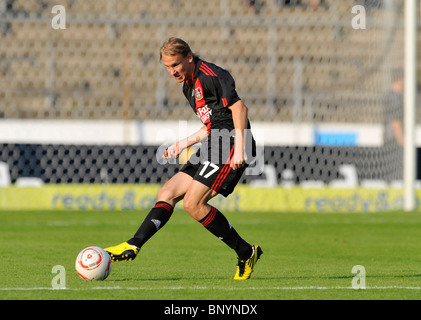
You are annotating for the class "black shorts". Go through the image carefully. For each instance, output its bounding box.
[180,134,248,197]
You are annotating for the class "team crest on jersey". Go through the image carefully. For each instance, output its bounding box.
[195,87,203,100]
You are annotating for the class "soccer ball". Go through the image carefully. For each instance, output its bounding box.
[75,246,112,281]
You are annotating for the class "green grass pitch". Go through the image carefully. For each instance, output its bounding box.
[1,209,421,300]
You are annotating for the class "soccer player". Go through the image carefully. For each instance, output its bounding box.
[105,37,262,280]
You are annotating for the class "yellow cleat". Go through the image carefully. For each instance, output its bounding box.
[104,242,139,262]
[234,245,263,280]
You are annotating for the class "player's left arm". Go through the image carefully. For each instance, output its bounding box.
[228,100,248,170]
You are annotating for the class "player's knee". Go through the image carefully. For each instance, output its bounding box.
[183,196,200,219]
[182,196,195,213]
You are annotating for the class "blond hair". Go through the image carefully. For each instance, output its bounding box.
[159,37,199,61]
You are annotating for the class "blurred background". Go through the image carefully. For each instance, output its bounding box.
[0,0,417,212]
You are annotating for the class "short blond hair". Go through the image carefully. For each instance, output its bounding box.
[159,37,199,61]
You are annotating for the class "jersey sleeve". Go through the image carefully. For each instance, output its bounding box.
[218,69,241,108]
[199,68,240,109]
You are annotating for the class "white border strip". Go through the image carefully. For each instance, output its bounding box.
[0,119,387,147]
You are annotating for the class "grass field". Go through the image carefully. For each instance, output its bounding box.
[1,209,421,300]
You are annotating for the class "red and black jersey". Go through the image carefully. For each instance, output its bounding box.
[183,59,245,134]
[180,59,256,197]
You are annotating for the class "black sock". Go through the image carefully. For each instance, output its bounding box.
[127,201,173,249]
[199,206,252,260]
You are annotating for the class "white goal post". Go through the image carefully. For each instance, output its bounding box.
[404,0,418,211]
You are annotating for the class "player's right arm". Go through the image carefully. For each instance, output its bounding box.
[163,125,208,159]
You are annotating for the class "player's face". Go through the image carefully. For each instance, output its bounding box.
[162,53,194,83]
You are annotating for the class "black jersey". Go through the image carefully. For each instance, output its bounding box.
[182,59,243,134]
[180,59,256,197]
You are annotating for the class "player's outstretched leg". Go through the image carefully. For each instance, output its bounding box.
[105,172,191,262]
[105,201,174,262]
